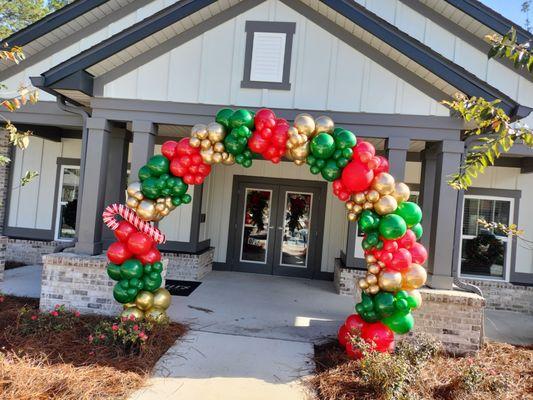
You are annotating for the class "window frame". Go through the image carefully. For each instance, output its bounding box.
[54,160,80,241]
[458,192,517,282]
[241,21,296,90]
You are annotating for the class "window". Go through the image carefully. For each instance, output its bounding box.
[459,195,514,280]
[55,165,80,240]
[241,21,295,90]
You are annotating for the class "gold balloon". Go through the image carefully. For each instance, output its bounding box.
[366,273,378,286]
[127,181,142,197]
[368,285,380,295]
[123,302,137,310]
[212,152,222,164]
[407,289,423,309]
[314,115,334,134]
[121,307,144,321]
[291,142,309,160]
[133,191,144,201]
[126,197,139,209]
[378,270,402,292]
[165,197,174,209]
[135,291,155,311]
[353,192,366,205]
[368,263,381,275]
[213,141,225,153]
[347,212,357,222]
[365,254,377,264]
[392,182,411,203]
[155,203,166,212]
[377,261,386,268]
[402,263,427,290]
[207,122,225,142]
[200,148,214,164]
[145,307,168,323]
[372,172,396,195]
[200,139,212,150]
[373,195,398,215]
[358,278,369,290]
[366,189,380,203]
[345,201,355,211]
[352,204,363,215]
[222,153,235,165]
[294,159,306,166]
[191,124,208,139]
[136,199,157,221]
[189,137,201,148]
[153,288,172,310]
[293,113,316,137]
[363,202,374,210]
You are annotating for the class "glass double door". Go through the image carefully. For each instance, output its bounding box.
[229,178,324,278]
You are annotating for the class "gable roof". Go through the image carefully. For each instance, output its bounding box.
[31,0,531,119]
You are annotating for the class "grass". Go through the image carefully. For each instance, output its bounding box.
[311,337,533,400]
[0,295,188,400]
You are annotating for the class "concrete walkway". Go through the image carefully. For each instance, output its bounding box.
[0,264,42,298]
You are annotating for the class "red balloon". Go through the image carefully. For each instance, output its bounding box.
[379,251,394,266]
[137,246,161,264]
[345,314,366,335]
[114,220,137,243]
[353,141,376,163]
[127,232,154,255]
[398,229,416,249]
[176,137,197,156]
[338,324,350,347]
[389,248,412,272]
[374,155,390,174]
[345,341,363,359]
[107,242,132,265]
[409,242,428,265]
[249,133,269,153]
[161,140,178,159]
[382,239,399,253]
[254,109,276,130]
[341,159,374,193]
[361,322,395,353]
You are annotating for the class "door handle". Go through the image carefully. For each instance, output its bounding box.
[269,226,274,229]
[277,227,283,230]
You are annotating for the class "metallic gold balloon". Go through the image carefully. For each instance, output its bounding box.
[213,141,225,153]
[207,122,225,142]
[123,302,137,310]
[363,202,374,210]
[401,263,427,290]
[200,139,212,150]
[291,142,309,160]
[294,159,306,166]
[358,278,369,290]
[314,116,334,134]
[126,197,139,209]
[352,204,363,215]
[407,289,423,309]
[377,261,386,268]
[345,201,355,211]
[189,137,201,148]
[365,254,377,264]
[153,288,172,310]
[366,273,378,286]
[378,270,402,292]
[392,182,411,204]
[368,263,381,275]
[293,113,315,137]
[136,199,157,221]
[212,152,222,164]
[121,307,144,321]
[133,191,144,201]
[353,192,366,205]
[127,181,142,197]
[368,285,380,295]
[135,291,155,311]
[372,172,396,195]
[165,197,174,209]
[366,190,380,203]
[191,124,208,140]
[347,212,357,222]
[200,148,214,164]
[145,307,168,323]
[222,153,235,165]
[373,195,398,215]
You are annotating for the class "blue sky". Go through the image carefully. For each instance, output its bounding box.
[481,0,530,30]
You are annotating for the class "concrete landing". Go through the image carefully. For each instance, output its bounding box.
[484,309,533,345]
[0,264,41,298]
[131,330,313,400]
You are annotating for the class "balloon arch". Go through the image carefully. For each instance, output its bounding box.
[102,108,427,358]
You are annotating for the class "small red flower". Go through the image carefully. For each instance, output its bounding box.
[88,335,94,343]
[0,296,5,303]
[139,332,148,341]
[99,334,106,340]
[112,324,119,331]
[121,316,128,322]
[74,311,81,318]
[133,324,139,331]
[31,315,38,321]
[50,311,59,317]
[89,351,95,356]
[129,314,135,321]
[54,304,61,310]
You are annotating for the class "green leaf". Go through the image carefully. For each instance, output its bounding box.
[488,46,499,59]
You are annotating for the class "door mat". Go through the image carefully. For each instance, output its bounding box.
[165,280,202,297]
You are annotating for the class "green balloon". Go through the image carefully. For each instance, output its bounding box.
[407,295,421,309]
[373,292,396,318]
[129,277,144,291]
[229,109,254,129]
[321,159,341,181]
[333,129,357,149]
[113,282,136,304]
[242,158,253,168]
[143,272,163,292]
[411,223,423,240]
[310,133,335,159]
[107,263,122,281]
[310,165,320,175]
[342,148,354,159]
[120,259,144,280]
[366,231,379,246]
[336,157,349,168]
[215,108,233,128]
[224,134,246,155]
[233,126,251,138]
[382,312,415,334]
[395,298,410,313]
[182,193,192,204]
[171,196,182,207]
[166,177,188,197]
[141,177,161,199]
[152,261,163,273]
[358,210,380,233]
[360,309,380,323]
[138,165,152,181]
[147,155,169,177]
[144,264,153,274]
[306,154,317,165]
[395,201,422,227]
[379,214,407,240]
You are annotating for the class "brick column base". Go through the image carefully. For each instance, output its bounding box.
[334,261,485,354]
[40,252,167,316]
[0,236,6,282]
[163,247,214,281]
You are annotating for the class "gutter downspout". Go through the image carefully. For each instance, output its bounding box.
[55,95,90,251]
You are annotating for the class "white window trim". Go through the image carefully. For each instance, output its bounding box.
[54,165,80,241]
[458,194,515,282]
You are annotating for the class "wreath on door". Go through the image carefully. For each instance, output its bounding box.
[464,233,505,268]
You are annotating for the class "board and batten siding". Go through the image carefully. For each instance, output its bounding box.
[355,0,533,127]
[103,0,449,116]
[7,138,81,231]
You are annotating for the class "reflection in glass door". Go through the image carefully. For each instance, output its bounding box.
[240,189,273,263]
[279,192,312,268]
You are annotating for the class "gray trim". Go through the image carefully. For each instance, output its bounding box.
[398,0,533,83]
[5,101,83,128]
[385,137,410,181]
[521,158,533,174]
[50,70,94,96]
[2,227,54,241]
[94,0,267,95]
[464,187,521,199]
[130,120,156,181]
[51,158,81,242]
[241,21,295,90]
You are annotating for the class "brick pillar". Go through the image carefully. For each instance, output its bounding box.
[0,129,11,231]
[130,120,155,183]
[74,118,112,255]
[385,137,410,181]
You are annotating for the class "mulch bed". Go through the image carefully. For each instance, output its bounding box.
[0,296,188,400]
[311,339,533,400]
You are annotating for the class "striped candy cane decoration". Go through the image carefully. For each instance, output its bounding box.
[102,203,166,244]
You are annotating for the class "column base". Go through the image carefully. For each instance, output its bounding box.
[163,247,214,281]
[426,273,454,290]
[73,241,103,256]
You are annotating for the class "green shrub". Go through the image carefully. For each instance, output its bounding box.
[15,304,80,336]
[89,315,156,354]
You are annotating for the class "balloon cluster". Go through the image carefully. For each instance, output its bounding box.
[286,114,334,165]
[216,108,255,168]
[163,138,212,185]
[338,314,394,358]
[189,122,234,165]
[248,109,290,163]
[106,220,171,322]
